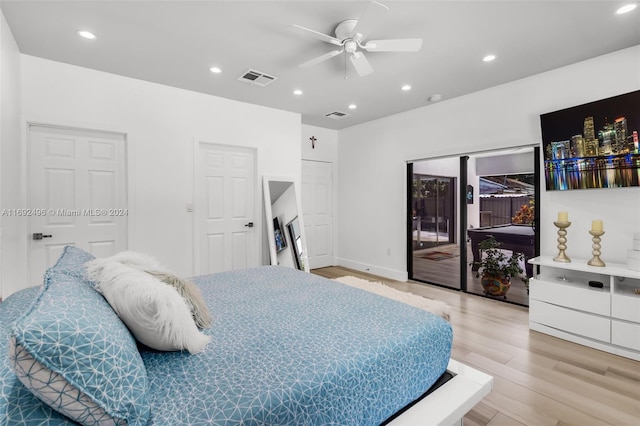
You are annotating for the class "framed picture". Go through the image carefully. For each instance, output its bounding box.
[273,217,287,252]
[540,90,639,190]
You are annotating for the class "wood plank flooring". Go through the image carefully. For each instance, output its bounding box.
[312,266,640,426]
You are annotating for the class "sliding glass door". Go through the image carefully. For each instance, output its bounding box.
[408,147,539,306]
[409,162,460,289]
[413,175,455,248]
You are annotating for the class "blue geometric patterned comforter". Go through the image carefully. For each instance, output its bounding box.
[1,266,452,425]
[143,267,452,425]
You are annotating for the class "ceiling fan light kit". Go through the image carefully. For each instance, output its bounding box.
[290,1,423,77]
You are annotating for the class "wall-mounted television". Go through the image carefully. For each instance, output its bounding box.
[540,90,640,191]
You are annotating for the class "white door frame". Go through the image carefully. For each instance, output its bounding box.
[192,139,259,275]
[26,122,130,284]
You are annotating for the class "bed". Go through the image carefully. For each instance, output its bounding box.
[0,247,491,425]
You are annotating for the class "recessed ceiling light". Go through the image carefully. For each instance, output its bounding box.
[209,67,222,74]
[616,4,637,14]
[401,84,412,91]
[483,54,496,62]
[348,104,357,109]
[293,89,303,95]
[76,30,97,40]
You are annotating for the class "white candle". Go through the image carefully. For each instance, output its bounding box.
[591,220,603,232]
[558,211,568,222]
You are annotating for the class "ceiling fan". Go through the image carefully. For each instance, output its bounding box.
[289,1,422,77]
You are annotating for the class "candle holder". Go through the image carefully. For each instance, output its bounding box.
[587,230,606,267]
[553,221,571,263]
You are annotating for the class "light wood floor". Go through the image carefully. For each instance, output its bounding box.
[312,266,640,426]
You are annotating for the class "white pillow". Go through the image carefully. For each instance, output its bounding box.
[145,270,212,329]
[88,251,213,329]
[85,259,210,354]
[101,250,164,270]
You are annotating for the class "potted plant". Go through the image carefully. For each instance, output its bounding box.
[471,235,529,298]
[512,199,535,225]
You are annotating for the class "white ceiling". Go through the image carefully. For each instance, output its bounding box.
[1,1,639,130]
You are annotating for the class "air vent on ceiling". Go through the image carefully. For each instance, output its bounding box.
[237,69,277,87]
[324,111,350,120]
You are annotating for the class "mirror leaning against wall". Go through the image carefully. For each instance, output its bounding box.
[263,176,310,272]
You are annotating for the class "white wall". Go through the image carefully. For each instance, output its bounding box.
[338,46,640,280]
[0,10,26,299]
[17,55,301,292]
[302,124,338,163]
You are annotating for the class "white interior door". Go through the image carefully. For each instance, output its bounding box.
[195,142,257,275]
[302,160,333,269]
[28,125,128,284]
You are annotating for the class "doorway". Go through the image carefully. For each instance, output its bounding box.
[194,142,257,275]
[408,146,539,306]
[412,175,455,248]
[409,158,461,290]
[301,160,334,269]
[28,125,128,284]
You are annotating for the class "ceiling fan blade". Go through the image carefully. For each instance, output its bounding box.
[351,1,389,41]
[363,38,423,52]
[349,52,373,76]
[288,24,342,46]
[299,49,344,68]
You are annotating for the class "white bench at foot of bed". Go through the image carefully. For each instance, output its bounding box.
[390,359,493,426]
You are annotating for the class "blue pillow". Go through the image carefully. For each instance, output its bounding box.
[45,245,96,285]
[9,264,150,425]
[0,287,76,424]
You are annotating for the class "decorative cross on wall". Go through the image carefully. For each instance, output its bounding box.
[310,136,317,149]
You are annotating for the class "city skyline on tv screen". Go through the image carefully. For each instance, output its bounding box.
[540,90,639,191]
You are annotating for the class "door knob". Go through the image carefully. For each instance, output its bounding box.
[244,222,254,228]
[33,233,53,240]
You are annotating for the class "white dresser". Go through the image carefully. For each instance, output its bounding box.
[529,256,640,361]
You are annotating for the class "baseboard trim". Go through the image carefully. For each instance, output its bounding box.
[336,258,408,282]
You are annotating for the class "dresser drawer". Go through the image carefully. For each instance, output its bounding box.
[530,278,610,316]
[612,320,640,351]
[612,293,640,323]
[530,299,610,342]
